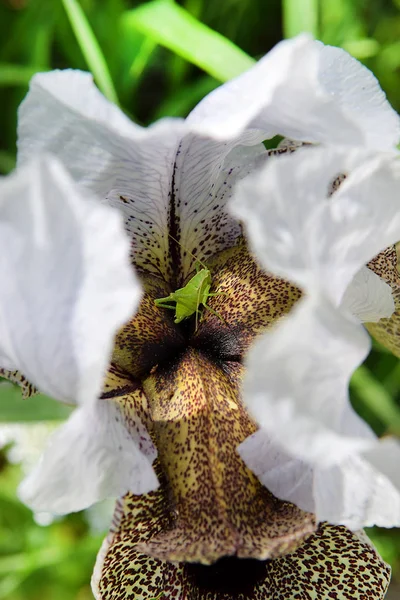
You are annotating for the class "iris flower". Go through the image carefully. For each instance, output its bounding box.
[1,34,400,598]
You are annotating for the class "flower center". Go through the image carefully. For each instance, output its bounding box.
[107,240,314,565]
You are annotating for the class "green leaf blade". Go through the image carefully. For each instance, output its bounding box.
[0,384,72,423]
[0,63,45,87]
[123,0,255,82]
[283,0,319,38]
[351,365,400,436]
[61,0,119,105]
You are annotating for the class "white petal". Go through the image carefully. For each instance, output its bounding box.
[0,156,140,404]
[241,429,400,529]
[242,296,374,468]
[231,147,400,305]
[18,70,186,278]
[239,430,315,514]
[188,36,399,148]
[317,43,400,149]
[173,135,267,277]
[313,457,400,529]
[341,266,395,322]
[364,437,400,490]
[18,399,158,514]
[230,146,354,300]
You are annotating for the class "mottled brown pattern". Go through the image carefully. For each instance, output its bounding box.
[102,366,156,457]
[0,368,37,398]
[94,239,392,599]
[112,273,186,380]
[141,349,314,564]
[94,507,390,600]
[367,245,400,358]
[328,173,347,196]
[194,242,302,355]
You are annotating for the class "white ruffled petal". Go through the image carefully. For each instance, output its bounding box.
[239,430,315,514]
[317,43,400,149]
[187,36,399,148]
[242,296,374,468]
[341,266,395,322]
[231,147,400,305]
[0,155,140,404]
[230,146,351,300]
[364,437,400,491]
[240,429,400,529]
[313,457,400,529]
[233,145,400,528]
[18,399,158,514]
[18,70,186,278]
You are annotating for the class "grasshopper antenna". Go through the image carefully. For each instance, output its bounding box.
[168,232,208,271]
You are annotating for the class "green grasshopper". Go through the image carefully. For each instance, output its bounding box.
[154,238,220,329]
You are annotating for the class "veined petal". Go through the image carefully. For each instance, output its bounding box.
[187,36,399,148]
[17,70,265,282]
[18,70,186,279]
[172,136,267,278]
[19,397,158,514]
[240,296,374,469]
[18,36,400,285]
[0,155,140,404]
[231,147,400,305]
[341,266,395,323]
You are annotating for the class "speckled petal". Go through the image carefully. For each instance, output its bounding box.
[17,70,186,279]
[171,136,267,280]
[194,240,302,356]
[0,369,37,398]
[264,524,390,600]
[94,501,390,600]
[340,266,394,323]
[141,349,314,564]
[366,245,400,358]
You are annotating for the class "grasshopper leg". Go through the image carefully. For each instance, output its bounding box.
[154,303,177,311]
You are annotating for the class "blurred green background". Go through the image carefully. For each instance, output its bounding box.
[1,0,400,598]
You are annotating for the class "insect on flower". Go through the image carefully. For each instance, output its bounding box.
[154,236,222,329]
